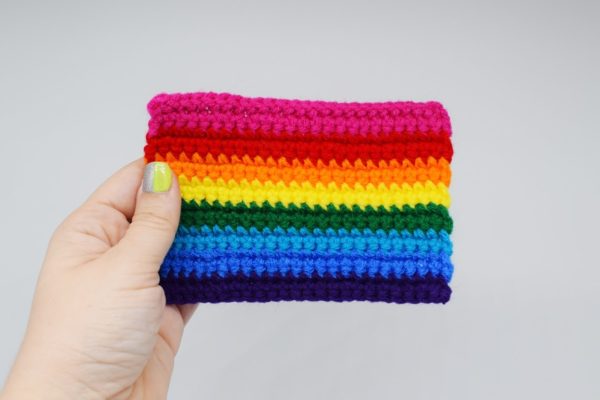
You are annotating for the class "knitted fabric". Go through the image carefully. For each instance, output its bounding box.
[144,92,454,304]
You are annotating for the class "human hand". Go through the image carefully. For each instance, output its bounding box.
[1,159,196,400]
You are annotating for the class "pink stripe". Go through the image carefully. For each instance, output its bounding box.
[147,92,452,139]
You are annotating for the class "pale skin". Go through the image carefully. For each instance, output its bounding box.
[1,159,195,400]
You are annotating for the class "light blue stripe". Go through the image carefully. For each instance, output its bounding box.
[172,226,452,255]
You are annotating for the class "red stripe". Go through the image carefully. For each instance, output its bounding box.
[149,126,449,144]
[144,136,453,164]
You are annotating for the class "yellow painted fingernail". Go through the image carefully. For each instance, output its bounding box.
[143,162,172,193]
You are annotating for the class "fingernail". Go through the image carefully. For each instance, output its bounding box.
[143,162,172,193]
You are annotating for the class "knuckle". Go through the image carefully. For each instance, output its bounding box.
[132,209,177,233]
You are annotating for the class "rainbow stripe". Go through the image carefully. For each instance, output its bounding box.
[144,92,454,304]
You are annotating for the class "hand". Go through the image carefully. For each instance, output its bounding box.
[1,159,196,400]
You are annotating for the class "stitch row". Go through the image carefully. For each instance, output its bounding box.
[147,92,452,139]
[159,273,451,304]
[172,226,452,255]
[179,176,450,209]
[144,136,453,164]
[151,154,451,186]
[161,250,453,281]
[180,200,453,233]
[155,152,450,170]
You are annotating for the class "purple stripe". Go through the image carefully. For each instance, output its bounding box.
[160,273,451,304]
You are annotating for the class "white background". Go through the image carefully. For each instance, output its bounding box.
[1,1,599,399]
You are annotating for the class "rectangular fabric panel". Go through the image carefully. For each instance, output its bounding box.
[144,92,454,304]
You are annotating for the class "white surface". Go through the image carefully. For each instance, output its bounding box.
[1,1,599,399]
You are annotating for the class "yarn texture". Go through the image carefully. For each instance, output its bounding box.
[144,92,454,304]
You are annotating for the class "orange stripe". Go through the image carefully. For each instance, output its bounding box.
[155,152,451,186]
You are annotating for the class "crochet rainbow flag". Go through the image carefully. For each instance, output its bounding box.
[144,92,454,304]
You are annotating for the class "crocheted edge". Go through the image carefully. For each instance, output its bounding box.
[161,273,451,304]
[147,92,452,138]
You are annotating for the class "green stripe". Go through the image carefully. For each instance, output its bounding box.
[180,200,453,233]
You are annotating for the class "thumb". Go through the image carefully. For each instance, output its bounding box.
[114,161,181,273]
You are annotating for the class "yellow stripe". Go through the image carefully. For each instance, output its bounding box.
[179,175,450,209]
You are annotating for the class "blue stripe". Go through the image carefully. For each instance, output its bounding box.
[172,226,452,255]
[161,249,453,281]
